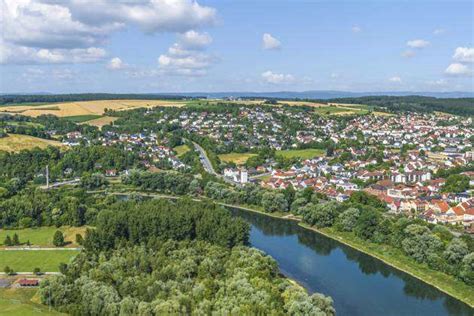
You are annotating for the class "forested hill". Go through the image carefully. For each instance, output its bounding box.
[0,93,196,105]
[324,96,474,116]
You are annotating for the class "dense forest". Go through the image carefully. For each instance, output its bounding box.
[324,96,474,116]
[39,199,335,315]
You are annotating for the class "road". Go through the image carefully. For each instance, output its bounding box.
[40,178,80,189]
[193,142,218,175]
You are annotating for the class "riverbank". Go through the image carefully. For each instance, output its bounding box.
[231,204,474,308]
[89,190,474,307]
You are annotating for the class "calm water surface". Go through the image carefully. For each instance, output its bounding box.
[231,208,473,316]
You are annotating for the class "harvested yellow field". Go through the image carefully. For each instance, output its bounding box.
[0,134,64,152]
[278,100,328,107]
[0,99,186,117]
[82,116,119,129]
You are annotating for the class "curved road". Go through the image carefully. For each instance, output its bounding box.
[193,142,218,175]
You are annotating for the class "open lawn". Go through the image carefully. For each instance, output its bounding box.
[173,144,191,157]
[81,116,118,129]
[0,226,87,247]
[218,152,257,165]
[0,134,63,152]
[0,288,64,316]
[0,250,79,272]
[277,148,325,159]
[0,99,186,118]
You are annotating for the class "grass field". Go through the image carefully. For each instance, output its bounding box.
[0,226,87,247]
[0,288,64,316]
[81,116,118,129]
[63,115,102,123]
[277,148,325,159]
[0,99,186,118]
[0,250,79,272]
[173,144,191,157]
[0,134,63,152]
[218,152,257,165]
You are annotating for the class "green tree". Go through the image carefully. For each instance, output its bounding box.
[354,208,380,240]
[401,225,444,264]
[3,235,12,246]
[336,207,360,232]
[76,234,84,245]
[459,253,474,285]
[441,174,470,193]
[444,238,469,265]
[12,233,20,245]
[53,230,65,247]
[262,192,288,213]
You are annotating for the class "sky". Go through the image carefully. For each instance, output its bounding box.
[0,0,473,94]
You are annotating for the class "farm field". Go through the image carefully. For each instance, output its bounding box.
[277,100,327,107]
[62,114,102,123]
[0,99,186,118]
[0,134,63,152]
[0,288,64,316]
[277,148,325,159]
[173,144,191,157]
[0,250,79,272]
[313,105,369,116]
[218,152,257,165]
[81,116,118,129]
[0,226,87,247]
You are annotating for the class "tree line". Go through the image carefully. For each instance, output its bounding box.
[323,96,474,116]
[0,94,192,105]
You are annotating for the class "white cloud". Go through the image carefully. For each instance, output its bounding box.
[330,73,339,79]
[401,50,416,58]
[262,33,281,50]
[0,41,106,64]
[445,63,472,76]
[388,76,402,83]
[178,30,212,50]
[406,39,430,49]
[158,31,216,76]
[452,47,474,63]
[107,57,127,70]
[0,0,217,64]
[433,28,445,35]
[62,0,217,34]
[351,25,362,33]
[261,71,294,84]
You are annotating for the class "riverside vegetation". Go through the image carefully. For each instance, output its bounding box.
[38,199,335,315]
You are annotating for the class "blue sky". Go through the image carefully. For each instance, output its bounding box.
[0,0,472,93]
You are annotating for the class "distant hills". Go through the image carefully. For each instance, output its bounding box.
[2,90,473,99]
[162,90,474,99]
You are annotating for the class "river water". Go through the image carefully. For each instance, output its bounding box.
[230,207,473,316]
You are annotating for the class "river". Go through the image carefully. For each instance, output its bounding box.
[230,207,473,316]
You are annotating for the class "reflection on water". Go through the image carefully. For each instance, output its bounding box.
[231,207,473,316]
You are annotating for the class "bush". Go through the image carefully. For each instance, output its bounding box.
[53,230,65,247]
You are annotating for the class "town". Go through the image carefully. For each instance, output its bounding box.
[66,103,472,231]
